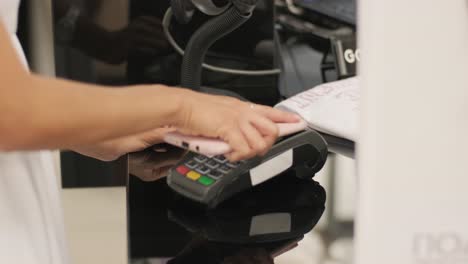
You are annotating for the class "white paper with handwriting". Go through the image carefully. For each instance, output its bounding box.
[276,77,359,142]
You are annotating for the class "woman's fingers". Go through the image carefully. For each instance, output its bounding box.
[223,128,252,162]
[249,114,279,138]
[240,121,269,156]
[226,118,277,161]
[248,116,277,155]
[178,92,302,161]
[252,104,300,123]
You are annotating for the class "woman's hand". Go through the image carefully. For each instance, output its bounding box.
[129,146,186,182]
[71,127,175,161]
[176,91,300,161]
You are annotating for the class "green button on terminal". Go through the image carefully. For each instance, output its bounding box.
[198,176,215,186]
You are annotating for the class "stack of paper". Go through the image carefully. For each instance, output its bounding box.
[276,77,359,142]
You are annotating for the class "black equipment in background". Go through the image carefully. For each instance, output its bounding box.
[128,0,282,106]
[295,0,356,27]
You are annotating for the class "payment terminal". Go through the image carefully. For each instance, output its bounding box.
[167,130,328,208]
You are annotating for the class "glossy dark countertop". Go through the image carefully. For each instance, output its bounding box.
[127,147,326,264]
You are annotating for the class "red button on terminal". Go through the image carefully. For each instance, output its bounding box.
[176,165,190,175]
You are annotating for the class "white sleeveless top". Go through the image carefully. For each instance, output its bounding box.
[0,1,69,263]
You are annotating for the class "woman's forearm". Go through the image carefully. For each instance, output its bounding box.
[0,74,188,151]
[0,22,189,152]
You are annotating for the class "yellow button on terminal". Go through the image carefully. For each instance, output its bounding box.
[186,171,201,181]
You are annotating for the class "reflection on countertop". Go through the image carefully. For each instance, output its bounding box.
[128,147,326,264]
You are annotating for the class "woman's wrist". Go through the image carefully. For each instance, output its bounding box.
[171,88,195,129]
[142,84,194,128]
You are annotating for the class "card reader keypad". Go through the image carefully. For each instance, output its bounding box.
[205,160,220,169]
[168,130,329,208]
[175,155,242,187]
[185,160,198,169]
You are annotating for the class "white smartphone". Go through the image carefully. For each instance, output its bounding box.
[163,119,308,157]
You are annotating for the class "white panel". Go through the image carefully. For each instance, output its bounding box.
[334,155,356,221]
[62,188,128,264]
[356,0,468,263]
[250,150,293,186]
